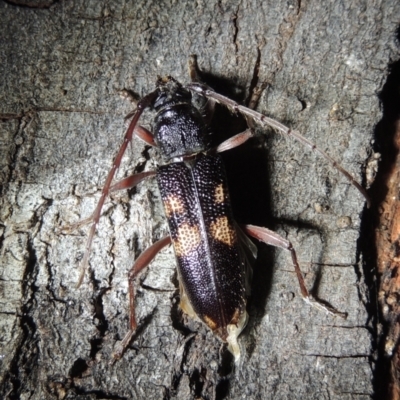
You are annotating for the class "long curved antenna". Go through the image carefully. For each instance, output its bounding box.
[187,83,371,208]
[77,89,159,287]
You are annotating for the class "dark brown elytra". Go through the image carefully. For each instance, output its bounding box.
[71,56,370,363]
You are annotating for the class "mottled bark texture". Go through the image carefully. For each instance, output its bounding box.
[0,1,398,399]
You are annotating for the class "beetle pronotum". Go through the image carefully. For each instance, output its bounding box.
[72,56,370,362]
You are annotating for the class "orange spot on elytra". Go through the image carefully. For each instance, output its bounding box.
[173,223,201,256]
[164,195,185,217]
[214,184,225,203]
[210,216,236,246]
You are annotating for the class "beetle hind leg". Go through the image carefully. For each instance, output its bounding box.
[242,224,347,319]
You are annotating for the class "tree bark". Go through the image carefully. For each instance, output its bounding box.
[0,1,398,399]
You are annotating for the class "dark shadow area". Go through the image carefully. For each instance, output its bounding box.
[360,26,400,400]
[89,288,110,359]
[3,1,58,9]
[0,238,39,400]
[69,358,88,378]
[200,71,275,347]
[215,376,230,400]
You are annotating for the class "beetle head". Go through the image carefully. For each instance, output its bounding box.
[152,76,209,159]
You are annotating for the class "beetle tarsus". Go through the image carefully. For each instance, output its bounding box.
[304,296,348,319]
[111,330,135,364]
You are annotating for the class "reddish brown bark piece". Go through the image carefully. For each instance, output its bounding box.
[376,121,400,399]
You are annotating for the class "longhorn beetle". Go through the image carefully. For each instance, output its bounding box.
[74,56,370,363]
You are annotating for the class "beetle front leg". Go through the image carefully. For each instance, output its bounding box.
[216,129,254,153]
[64,171,156,233]
[242,224,347,318]
[111,235,171,362]
[188,56,267,153]
[133,125,157,147]
[74,169,156,287]
[215,82,267,153]
[188,54,216,125]
[109,171,156,192]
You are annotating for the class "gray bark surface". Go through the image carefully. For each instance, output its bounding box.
[0,1,398,399]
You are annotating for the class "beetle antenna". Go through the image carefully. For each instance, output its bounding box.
[76,89,159,287]
[187,83,371,208]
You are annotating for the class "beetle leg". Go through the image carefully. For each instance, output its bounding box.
[112,235,171,362]
[76,89,159,288]
[247,83,268,111]
[187,83,371,207]
[188,55,216,125]
[216,84,267,153]
[134,125,157,147]
[64,171,156,234]
[216,129,254,153]
[242,224,348,319]
[110,171,156,192]
[188,54,202,83]
[216,85,264,153]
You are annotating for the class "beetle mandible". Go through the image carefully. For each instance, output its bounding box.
[74,56,370,362]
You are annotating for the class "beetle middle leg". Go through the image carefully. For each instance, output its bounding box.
[112,235,171,362]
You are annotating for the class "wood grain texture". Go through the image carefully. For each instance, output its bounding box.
[0,1,398,398]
